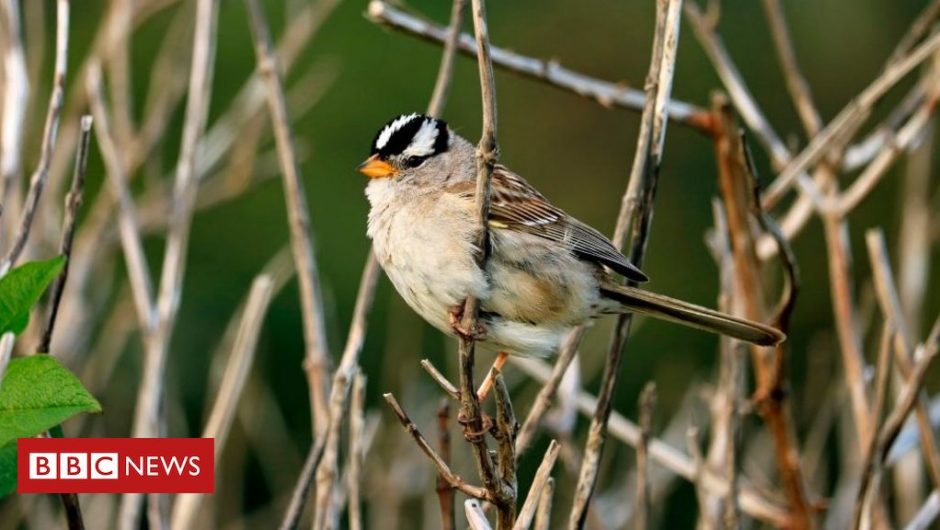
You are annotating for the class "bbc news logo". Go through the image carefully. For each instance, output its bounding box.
[18,438,214,494]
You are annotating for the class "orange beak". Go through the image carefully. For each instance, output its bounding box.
[357,154,397,179]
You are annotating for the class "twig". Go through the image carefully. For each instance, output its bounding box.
[119,2,218,528]
[313,256,381,530]
[705,197,740,529]
[635,383,657,530]
[891,0,940,61]
[515,328,584,456]
[852,326,940,529]
[837,88,940,215]
[170,274,274,530]
[492,371,518,529]
[421,359,460,401]
[466,499,494,530]
[243,0,332,440]
[0,0,29,239]
[760,0,822,137]
[39,115,92,354]
[513,356,791,527]
[686,426,711,525]
[436,400,455,530]
[684,2,789,170]
[383,393,491,500]
[426,0,465,118]
[710,95,811,528]
[820,165,871,443]
[895,109,934,337]
[347,372,366,530]
[532,478,554,530]
[684,2,826,216]
[762,30,940,209]
[865,230,940,492]
[512,440,560,530]
[278,432,329,530]
[903,490,940,530]
[569,1,683,526]
[0,0,69,274]
[35,113,92,530]
[86,62,155,332]
[452,0,514,524]
[854,324,894,529]
[365,0,711,132]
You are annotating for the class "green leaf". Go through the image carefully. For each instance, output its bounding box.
[0,356,100,447]
[0,257,65,335]
[0,442,15,498]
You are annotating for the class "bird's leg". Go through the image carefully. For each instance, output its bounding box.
[448,304,487,341]
[476,351,509,401]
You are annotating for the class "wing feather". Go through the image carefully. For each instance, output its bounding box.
[447,166,648,282]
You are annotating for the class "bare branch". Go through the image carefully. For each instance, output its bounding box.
[903,490,940,530]
[383,393,492,501]
[86,62,155,331]
[570,0,684,525]
[760,0,822,136]
[635,383,657,530]
[436,400,455,530]
[314,256,381,530]
[1,0,69,273]
[513,356,791,527]
[347,372,367,530]
[532,478,554,530]
[365,0,711,132]
[171,273,275,530]
[243,0,332,440]
[39,115,92,354]
[762,30,940,209]
[512,440,560,530]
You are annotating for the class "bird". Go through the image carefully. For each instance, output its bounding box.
[358,113,784,394]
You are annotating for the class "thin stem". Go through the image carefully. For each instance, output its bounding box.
[512,440,560,530]
[39,115,92,354]
[569,1,683,527]
[365,0,711,132]
[0,0,69,274]
[243,0,332,440]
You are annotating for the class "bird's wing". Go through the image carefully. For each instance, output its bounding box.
[447,165,648,282]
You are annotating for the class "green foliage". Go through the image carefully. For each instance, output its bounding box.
[0,356,101,497]
[0,258,99,497]
[0,356,101,447]
[0,257,65,335]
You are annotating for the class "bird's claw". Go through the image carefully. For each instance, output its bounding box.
[457,410,494,443]
[449,305,487,342]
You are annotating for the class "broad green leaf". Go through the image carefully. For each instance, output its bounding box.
[0,257,65,335]
[0,442,14,497]
[0,356,100,447]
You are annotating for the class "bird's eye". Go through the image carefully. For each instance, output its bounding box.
[402,155,428,169]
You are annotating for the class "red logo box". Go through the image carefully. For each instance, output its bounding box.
[17,438,214,494]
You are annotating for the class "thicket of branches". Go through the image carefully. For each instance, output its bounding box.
[0,0,939,529]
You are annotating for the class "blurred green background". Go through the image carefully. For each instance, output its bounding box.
[47,0,940,526]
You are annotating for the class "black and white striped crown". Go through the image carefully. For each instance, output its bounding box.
[370,113,450,160]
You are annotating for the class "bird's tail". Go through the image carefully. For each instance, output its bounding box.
[600,283,785,346]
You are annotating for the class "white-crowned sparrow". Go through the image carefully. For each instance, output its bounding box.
[358,113,784,358]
